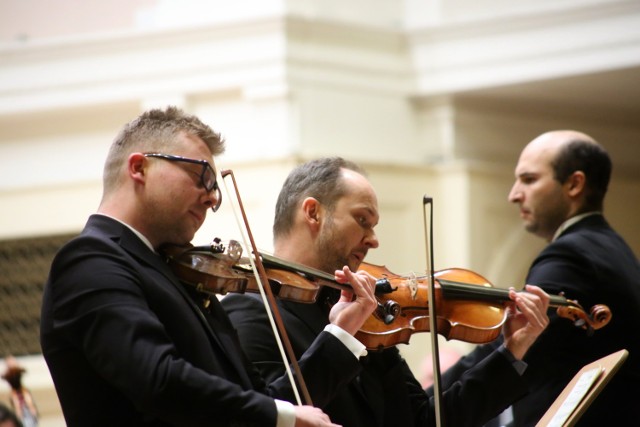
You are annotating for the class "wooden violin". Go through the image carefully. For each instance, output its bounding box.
[357,262,612,350]
[161,241,612,351]
[161,238,351,303]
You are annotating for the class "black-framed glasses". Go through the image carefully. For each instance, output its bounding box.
[144,153,222,212]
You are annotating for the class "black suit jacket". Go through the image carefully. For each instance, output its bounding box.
[441,214,640,426]
[223,287,531,427]
[40,215,361,427]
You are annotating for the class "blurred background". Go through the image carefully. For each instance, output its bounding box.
[1,0,639,425]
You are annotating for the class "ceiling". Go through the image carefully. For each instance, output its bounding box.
[462,66,640,124]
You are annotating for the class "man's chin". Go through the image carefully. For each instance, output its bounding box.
[348,259,362,272]
[524,221,537,233]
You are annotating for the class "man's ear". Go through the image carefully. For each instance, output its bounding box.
[128,153,147,184]
[301,197,322,229]
[566,170,586,198]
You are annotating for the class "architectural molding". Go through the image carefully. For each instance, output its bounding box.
[408,0,640,95]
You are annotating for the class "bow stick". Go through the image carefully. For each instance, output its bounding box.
[423,196,445,427]
[221,169,313,406]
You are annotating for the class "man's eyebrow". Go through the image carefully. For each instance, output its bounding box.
[517,171,538,178]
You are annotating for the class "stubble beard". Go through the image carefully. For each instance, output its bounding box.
[316,218,352,274]
[525,197,570,241]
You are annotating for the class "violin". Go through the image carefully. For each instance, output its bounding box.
[358,262,612,350]
[161,239,350,303]
[161,240,612,351]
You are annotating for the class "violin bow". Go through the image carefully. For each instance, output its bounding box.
[423,196,445,427]
[221,169,313,406]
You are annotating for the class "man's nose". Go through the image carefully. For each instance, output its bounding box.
[203,189,221,212]
[364,230,380,249]
[508,182,521,203]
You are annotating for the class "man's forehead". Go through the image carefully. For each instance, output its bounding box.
[181,132,213,157]
[516,139,559,174]
[515,157,553,178]
[335,185,379,218]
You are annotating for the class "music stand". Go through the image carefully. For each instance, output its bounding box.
[535,349,628,427]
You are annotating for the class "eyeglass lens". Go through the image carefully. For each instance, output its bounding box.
[144,153,222,212]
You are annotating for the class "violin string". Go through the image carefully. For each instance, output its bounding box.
[221,170,303,406]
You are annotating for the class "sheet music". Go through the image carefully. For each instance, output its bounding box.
[546,366,603,427]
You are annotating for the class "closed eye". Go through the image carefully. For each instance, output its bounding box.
[519,173,538,185]
[357,215,374,230]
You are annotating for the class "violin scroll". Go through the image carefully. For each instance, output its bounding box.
[556,301,612,336]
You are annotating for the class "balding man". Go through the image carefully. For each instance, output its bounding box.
[223,157,551,427]
[440,131,640,426]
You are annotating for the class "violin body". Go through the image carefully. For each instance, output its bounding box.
[358,262,612,351]
[358,264,507,350]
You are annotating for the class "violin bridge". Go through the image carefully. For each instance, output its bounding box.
[226,240,243,262]
[408,272,418,300]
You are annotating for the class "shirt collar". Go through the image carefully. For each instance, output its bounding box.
[552,211,601,242]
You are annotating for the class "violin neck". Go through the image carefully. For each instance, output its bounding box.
[260,253,352,291]
[438,279,571,308]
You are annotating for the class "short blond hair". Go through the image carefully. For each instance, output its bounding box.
[102,106,225,193]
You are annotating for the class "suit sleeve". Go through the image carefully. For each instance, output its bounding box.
[223,293,290,384]
[366,344,527,427]
[222,293,362,408]
[225,291,529,427]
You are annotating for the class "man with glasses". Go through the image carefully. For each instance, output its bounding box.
[40,106,378,427]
